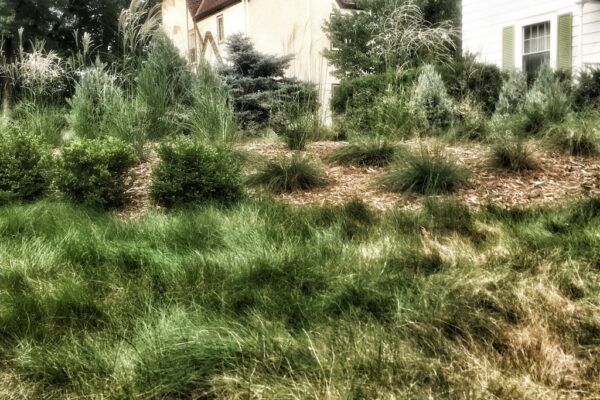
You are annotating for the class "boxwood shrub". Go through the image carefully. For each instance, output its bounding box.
[150,137,243,208]
[0,132,53,204]
[55,137,137,209]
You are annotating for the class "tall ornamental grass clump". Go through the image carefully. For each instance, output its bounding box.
[0,131,53,204]
[547,117,600,156]
[9,102,66,147]
[68,63,123,139]
[410,65,454,131]
[379,148,469,194]
[183,64,238,143]
[55,137,137,209]
[150,137,243,208]
[137,35,194,138]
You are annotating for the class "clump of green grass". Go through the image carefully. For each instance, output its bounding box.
[490,139,539,172]
[547,121,599,157]
[379,148,470,194]
[247,154,327,193]
[279,114,322,151]
[327,138,400,167]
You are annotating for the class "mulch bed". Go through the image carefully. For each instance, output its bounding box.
[241,139,600,210]
[118,139,600,218]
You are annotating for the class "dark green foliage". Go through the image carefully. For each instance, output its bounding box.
[247,155,327,193]
[331,69,418,134]
[150,137,243,208]
[220,34,318,132]
[491,139,539,172]
[440,55,504,114]
[55,137,137,209]
[137,34,194,138]
[0,131,52,203]
[573,68,600,111]
[0,0,130,59]
[327,138,400,167]
[379,149,469,194]
[330,71,398,115]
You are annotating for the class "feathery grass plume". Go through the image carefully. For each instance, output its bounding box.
[247,154,327,193]
[410,64,454,131]
[379,147,469,194]
[371,2,459,70]
[490,137,539,172]
[118,0,162,84]
[0,38,66,105]
[327,137,400,167]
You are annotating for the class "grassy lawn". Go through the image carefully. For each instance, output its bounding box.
[1,197,599,399]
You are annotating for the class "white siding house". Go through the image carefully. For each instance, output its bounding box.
[463,0,600,74]
[161,0,358,123]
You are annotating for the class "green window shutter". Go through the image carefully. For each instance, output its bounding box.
[502,26,515,70]
[557,13,573,71]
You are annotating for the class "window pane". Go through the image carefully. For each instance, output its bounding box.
[523,21,551,55]
[523,51,550,78]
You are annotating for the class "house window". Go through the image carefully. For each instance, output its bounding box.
[523,21,551,77]
[217,15,225,43]
[188,29,197,63]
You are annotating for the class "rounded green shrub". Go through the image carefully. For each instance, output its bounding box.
[0,132,53,204]
[150,137,243,208]
[55,137,138,209]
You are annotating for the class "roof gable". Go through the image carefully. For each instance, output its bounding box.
[188,0,359,22]
[194,0,242,20]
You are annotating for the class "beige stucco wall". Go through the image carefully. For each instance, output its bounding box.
[162,0,347,124]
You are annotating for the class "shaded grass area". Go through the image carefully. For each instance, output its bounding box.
[0,198,599,399]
